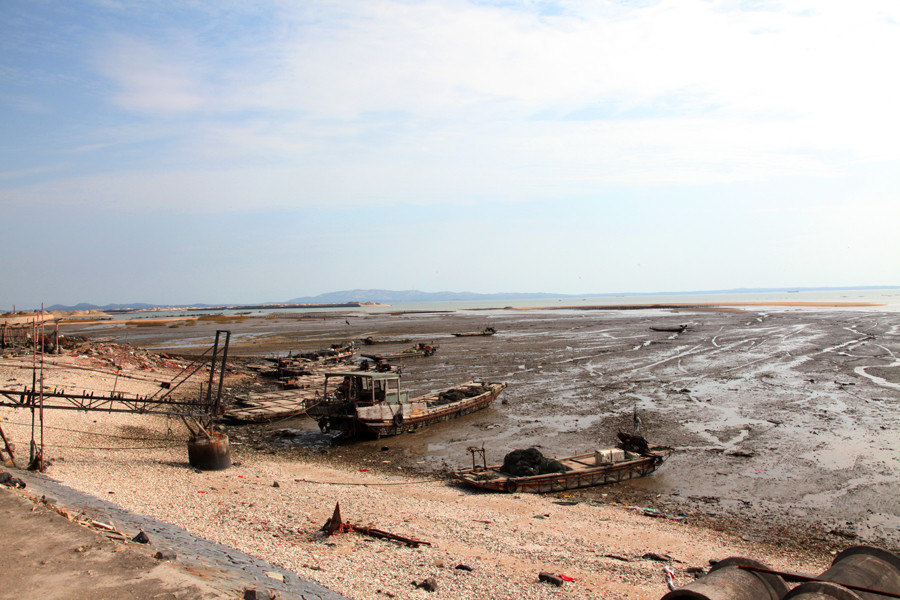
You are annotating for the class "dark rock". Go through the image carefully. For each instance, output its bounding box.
[153,550,177,561]
[413,577,438,592]
[272,481,280,488]
[455,564,473,571]
[642,552,672,562]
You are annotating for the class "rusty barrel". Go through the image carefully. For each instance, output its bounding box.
[784,546,900,600]
[187,432,231,470]
[782,581,863,600]
[661,557,789,600]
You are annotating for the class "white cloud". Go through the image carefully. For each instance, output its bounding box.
[7,0,900,210]
[93,34,206,113]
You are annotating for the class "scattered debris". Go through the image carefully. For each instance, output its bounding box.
[643,552,677,562]
[604,554,632,562]
[0,470,26,488]
[321,502,431,548]
[243,589,278,600]
[726,450,754,458]
[538,572,564,587]
[131,530,150,544]
[663,566,677,591]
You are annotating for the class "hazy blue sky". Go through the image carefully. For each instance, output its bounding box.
[2,0,898,308]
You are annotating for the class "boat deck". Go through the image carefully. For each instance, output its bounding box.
[224,386,323,422]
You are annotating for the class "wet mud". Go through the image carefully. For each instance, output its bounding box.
[61,306,900,551]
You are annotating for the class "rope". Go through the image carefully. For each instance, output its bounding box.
[0,419,184,442]
[292,477,441,486]
[38,443,180,450]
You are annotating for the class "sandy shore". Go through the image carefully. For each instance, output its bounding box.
[0,349,834,600]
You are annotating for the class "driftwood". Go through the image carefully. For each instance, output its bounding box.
[322,502,431,548]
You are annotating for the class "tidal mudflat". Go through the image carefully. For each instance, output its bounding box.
[60,303,900,551]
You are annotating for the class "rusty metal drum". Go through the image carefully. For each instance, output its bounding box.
[783,581,863,600]
[187,432,232,470]
[810,546,900,600]
[661,557,789,600]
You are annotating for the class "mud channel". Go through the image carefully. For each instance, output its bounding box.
[62,306,900,552]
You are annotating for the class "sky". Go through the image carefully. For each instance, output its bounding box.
[1,0,899,308]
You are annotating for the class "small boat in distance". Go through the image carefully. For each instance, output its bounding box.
[360,336,412,345]
[360,342,438,361]
[310,370,506,438]
[451,433,671,493]
[453,326,496,337]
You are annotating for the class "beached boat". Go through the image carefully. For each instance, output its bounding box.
[360,336,412,345]
[649,324,687,333]
[309,371,506,438]
[451,436,671,493]
[360,342,438,361]
[453,327,496,337]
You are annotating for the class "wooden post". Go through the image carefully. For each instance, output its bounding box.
[0,425,15,465]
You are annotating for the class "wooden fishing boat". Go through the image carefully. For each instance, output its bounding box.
[361,342,437,361]
[361,336,412,345]
[453,327,496,337]
[309,371,506,438]
[451,440,671,493]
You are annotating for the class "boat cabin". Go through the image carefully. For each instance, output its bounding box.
[323,371,410,406]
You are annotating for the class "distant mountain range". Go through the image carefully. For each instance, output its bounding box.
[285,289,564,304]
[45,302,163,311]
[39,285,898,312]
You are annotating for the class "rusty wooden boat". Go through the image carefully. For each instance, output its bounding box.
[309,371,506,438]
[451,439,670,493]
[360,336,412,345]
[453,327,496,337]
[361,342,437,361]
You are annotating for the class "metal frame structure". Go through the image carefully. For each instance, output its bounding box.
[0,329,231,468]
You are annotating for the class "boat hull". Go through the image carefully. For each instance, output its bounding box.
[325,382,506,438]
[451,449,668,493]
